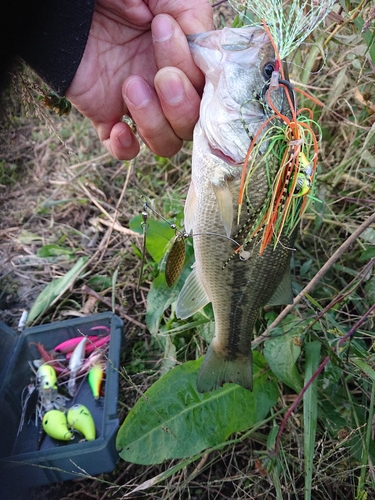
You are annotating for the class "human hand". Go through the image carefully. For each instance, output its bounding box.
[65,0,213,160]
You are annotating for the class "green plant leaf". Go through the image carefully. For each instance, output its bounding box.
[263,326,303,393]
[364,276,375,304]
[146,248,194,335]
[36,244,75,258]
[352,358,375,384]
[17,230,43,244]
[86,275,112,291]
[129,214,175,263]
[116,352,278,465]
[354,17,375,66]
[359,247,375,262]
[27,256,88,323]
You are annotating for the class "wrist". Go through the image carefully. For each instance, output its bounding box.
[19,0,95,95]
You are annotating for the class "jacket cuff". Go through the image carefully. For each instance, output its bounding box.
[19,0,95,96]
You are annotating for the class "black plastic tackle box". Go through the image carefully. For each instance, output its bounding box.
[0,312,124,499]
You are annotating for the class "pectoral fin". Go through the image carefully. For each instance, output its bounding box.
[212,183,233,237]
[184,181,196,234]
[176,269,210,319]
[267,267,294,306]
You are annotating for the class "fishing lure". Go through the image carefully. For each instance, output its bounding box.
[139,196,189,287]
[17,384,38,435]
[290,152,313,198]
[139,196,244,286]
[88,364,104,399]
[36,364,57,390]
[229,0,332,255]
[229,0,335,60]
[42,409,73,441]
[30,342,66,374]
[68,337,87,396]
[84,334,110,355]
[67,404,96,441]
[54,335,99,354]
[90,325,110,334]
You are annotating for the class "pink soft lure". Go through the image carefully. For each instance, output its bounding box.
[54,335,99,354]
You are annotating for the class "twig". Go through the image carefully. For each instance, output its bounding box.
[253,211,375,347]
[81,285,146,329]
[187,453,210,481]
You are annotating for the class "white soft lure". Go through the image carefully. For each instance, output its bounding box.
[68,337,87,396]
[229,0,336,59]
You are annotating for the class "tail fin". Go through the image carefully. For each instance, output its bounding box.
[197,345,253,392]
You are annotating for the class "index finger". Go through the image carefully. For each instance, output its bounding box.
[150,0,214,34]
[152,14,204,90]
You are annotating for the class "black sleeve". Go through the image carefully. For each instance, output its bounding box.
[0,0,95,96]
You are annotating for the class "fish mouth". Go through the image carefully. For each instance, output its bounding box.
[209,146,241,165]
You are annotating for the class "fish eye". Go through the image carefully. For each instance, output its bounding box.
[263,62,275,80]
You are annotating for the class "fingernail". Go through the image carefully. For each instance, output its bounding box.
[157,73,185,105]
[125,78,152,108]
[118,128,133,148]
[152,15,173,43]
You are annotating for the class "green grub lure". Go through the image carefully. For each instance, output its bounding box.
[42,409,73,441]
[67,404,96,441]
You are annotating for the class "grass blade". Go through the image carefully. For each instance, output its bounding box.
[27,256,88,323]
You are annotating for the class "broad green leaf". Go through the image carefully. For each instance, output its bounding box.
[263,328,303,393]
[36,244,75,258]
[129,214,175,263]
[359,247,375,262]
[27,257,88,323]
[117,352,278,465]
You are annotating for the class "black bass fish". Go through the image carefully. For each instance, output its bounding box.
[176,26,295,392]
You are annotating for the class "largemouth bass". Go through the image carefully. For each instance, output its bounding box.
[176,26,295,392]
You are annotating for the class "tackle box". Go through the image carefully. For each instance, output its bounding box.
[0,312,124,499]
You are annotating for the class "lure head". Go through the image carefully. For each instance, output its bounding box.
[293,172,312,198]
[36,364,57,390]
[290,152,313,198]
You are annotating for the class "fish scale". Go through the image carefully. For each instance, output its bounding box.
[176,26,295,392]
